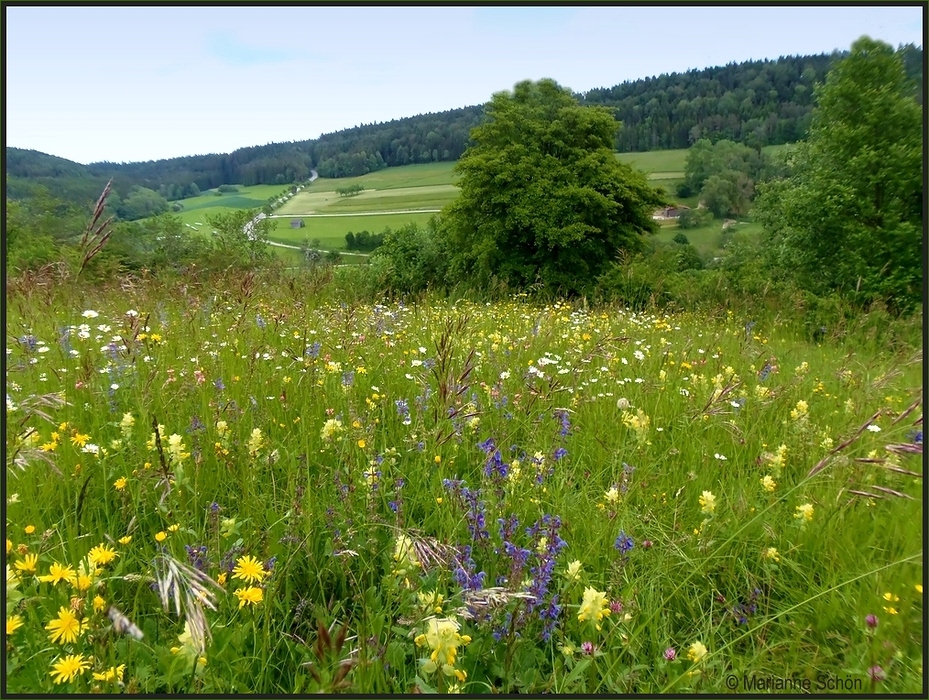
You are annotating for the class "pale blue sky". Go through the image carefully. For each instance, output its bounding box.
[5,4,924,165]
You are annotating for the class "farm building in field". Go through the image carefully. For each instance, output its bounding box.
[290,219,305,228]
[652,205,690,220]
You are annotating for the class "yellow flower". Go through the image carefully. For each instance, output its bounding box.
[49,654,92,684]
[6,539,11,555]
[7,615,24,635]
[763,547,780,562]
[417,590,445,614]
[93,595,107,612]
[166,434,189,465]
[92,664,126,682]
[247,428,265,457]
[232,555,266,585]
[118,536,132,545]
[167,524,180,532]
[604,486,620,505]
[577,586,611,628]
[24,525,35,535]
[393,534,421,574]
[71,564,96,592]
[357,439,366,449]
[113,477,128,490]
[414,617,471,669]
[234,586,264,608]
[70,432,91,447]
[217,572,227,587]
[320,418,343,441]
[46,606,83,644]
[154,531,168,543]
[916,584,923,594]
[14,553,38,574]
[795,503,814,523]
[687,641,708,663]
[883,592,900,603]
[699,490,716,515]
[434,455,442,464]
[790,400,809,421]
[39,562,76,586]
[565,560,583,581]
[760,475,777,492]
[87,544,118,567]
[883,606,898,615]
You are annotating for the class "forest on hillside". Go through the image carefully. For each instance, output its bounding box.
[5,46,922,214]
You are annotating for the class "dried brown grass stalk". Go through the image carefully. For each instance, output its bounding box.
[77,180,115,277]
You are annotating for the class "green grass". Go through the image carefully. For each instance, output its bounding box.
[617,148,689,174]
[5,268,922,694]
[267,212,438,249]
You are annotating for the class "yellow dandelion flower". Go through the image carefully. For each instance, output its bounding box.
[113,477,128,490]
[45,606,83,645]
[24,525,35,535]
[49,654,92,684]
[70,433,90,448]
[38,562,76,586]
[14,553,38,574]
[234,586,264,608]
[92,664,126,682]
[88,544,119,567]
[217,572,227,587]
[7,615,25,635]
[232,555,266,585]
[93,595,107,612]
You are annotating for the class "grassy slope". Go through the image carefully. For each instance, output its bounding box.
[157,146,790,257]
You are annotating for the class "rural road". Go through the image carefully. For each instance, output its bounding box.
[266,240,369,257]
[268,209,440,218]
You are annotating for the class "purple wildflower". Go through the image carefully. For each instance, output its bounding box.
[614,531,634,554]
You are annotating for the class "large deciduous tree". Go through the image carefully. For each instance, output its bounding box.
[755,37,922,312]
[443,79,664,294]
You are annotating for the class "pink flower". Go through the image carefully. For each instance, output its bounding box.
[580,641,595,655]
[664,647,677,661]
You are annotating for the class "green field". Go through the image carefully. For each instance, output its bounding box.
[267,212,438,249]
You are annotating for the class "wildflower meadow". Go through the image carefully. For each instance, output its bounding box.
[4,270,923,693]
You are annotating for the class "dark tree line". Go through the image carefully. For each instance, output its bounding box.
[580,46,921,151]
[7,46,921,212]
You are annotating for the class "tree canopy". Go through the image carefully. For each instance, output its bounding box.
[755,36,922,312]
[443,79,665,294]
